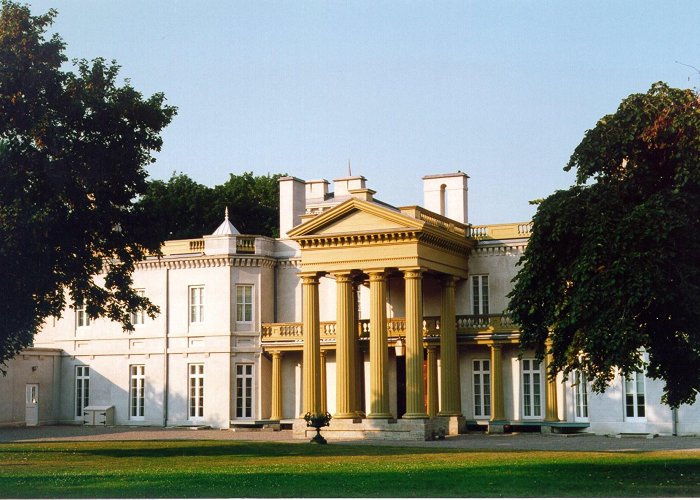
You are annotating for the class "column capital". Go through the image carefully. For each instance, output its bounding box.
[402,268,424,280]
[300,272,322,285]
[271,350,282,359]
[441,275,458,288]
[367,270,387,282]
[333,271,354,283]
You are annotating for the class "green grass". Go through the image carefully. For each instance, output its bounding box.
[0,440,698,497]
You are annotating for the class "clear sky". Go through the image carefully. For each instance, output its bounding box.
[31,1,700,224]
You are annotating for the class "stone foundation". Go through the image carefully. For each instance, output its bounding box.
[293,416,457,441]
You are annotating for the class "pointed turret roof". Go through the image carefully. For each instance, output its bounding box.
[212,207,240,235]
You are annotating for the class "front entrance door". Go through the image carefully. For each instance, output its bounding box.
[25,384,39,426]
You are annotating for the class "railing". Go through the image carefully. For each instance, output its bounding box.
[261,313,519,343]
[235,236,256,254]
[469,222,532,240]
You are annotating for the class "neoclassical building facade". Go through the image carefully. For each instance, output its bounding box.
[2,172,698,439]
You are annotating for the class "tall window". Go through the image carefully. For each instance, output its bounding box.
[131,289,146,326]
[471,275,489,315]
[235,364,254,419]
[624,371,646,420]
[522,359,542,418]
[573,370,589,420]
[75,366,90,419]
[473,359,491,418]
[76,304,90,327]
[188,364,204,420]
[130,365,145,420]
[236,285,253,322]
[189,286,205,324]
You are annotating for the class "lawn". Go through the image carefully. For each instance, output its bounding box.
[0,440,698,498]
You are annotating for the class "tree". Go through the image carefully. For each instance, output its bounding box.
[0,2,176,368]
[508,82,700,408]
[136,171,282,241]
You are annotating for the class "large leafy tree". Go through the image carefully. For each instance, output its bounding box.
[137,171,282,240]
[509,82,700,407]
[0,2,176,367]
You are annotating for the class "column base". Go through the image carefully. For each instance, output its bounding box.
[334,412,359,419]
[402,412,429,419]
[366,413,394,419]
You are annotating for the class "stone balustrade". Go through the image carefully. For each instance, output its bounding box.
[261,313,519,343]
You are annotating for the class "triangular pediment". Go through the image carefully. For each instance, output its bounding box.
[288,198,424,238]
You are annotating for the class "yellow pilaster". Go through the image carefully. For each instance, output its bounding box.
[544,340,559,422]
[367,271,392,418]
[320,350,327,413]
[334,272,356,418]
[438,276,462,416]
[301,273,321,415]
[271,351,283,421]
[403,268,428,419]
[427,345,439,417]
[489,343,506,421]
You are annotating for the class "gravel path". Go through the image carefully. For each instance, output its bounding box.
[1,425,699,452]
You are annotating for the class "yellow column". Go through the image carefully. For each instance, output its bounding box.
[271,351,283,421]
[427,345,438,417]
[320,350,327,413]
[367,271,392,418]
[545,340,559,422]
[301,273,321,415]
[489,343,505,421]
[439,276,462,416]
[404,268,428,419]
[352,282,364,417]
[334,272,355,418]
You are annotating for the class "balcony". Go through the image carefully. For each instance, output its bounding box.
[261,313,519,344]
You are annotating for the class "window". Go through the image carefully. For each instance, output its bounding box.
[522,359,542,418]
[130,365,145,420]
[573,370,588,420]
[473,359,491,418]
[624,371,646,420]
[131,289,146,326]
[189,286,205,323]
[235,364,254,419]
[75,366,90,419]
[236,285,253,322]
[188,364,204,420]
[76,304,90,327]
[471,275,489,315]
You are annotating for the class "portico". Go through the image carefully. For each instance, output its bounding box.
[280,197,474,439]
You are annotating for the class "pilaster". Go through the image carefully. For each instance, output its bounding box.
[489,343,506,423]
[320,350,328,413]
[427,345,439,417]
[544,339,559,422]
[271,351,283,421]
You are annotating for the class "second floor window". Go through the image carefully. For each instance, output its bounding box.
[471,275,489,315]
[189,286,204,323]
[76,304,90,327]
[131,289,146,326]
[236,285,253,322]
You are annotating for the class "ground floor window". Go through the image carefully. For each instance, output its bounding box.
[235,364,254,419]
[472,359,491,418]
[75,366,90,419]
[130,365,145,420]
[573,370,588,420]
[624,370,646,420]
[189,364,204,420]
[522,359,542,418]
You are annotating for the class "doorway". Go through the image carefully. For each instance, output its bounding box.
[25,384,39,426]
[396,356,406,417]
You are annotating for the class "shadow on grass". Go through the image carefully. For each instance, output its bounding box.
[2,458,700,498]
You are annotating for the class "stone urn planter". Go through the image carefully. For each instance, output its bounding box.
[304,412,332,444]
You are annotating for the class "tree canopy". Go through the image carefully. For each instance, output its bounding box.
[136,171,282,241]
[508,82,700,407]
[0,1,176,367]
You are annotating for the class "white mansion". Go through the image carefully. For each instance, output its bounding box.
[2,172,698,439]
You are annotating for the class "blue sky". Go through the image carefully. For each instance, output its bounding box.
[32,1,700,224]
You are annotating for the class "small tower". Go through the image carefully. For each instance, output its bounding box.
[422,172,469,224]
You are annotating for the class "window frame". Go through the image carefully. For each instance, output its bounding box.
[188,364,205,420]
[131,289,146,326]
[471,275,489,315]
[75,365,90,420]
[235,363,254,419]
[76,304,90,328]
[129,365,145,420]
[189,286,205,324]
[521,358,543,419]
[472,359,491,418]
[572,370,589,421]
[623,370,646,421]
[236,284,254,323]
